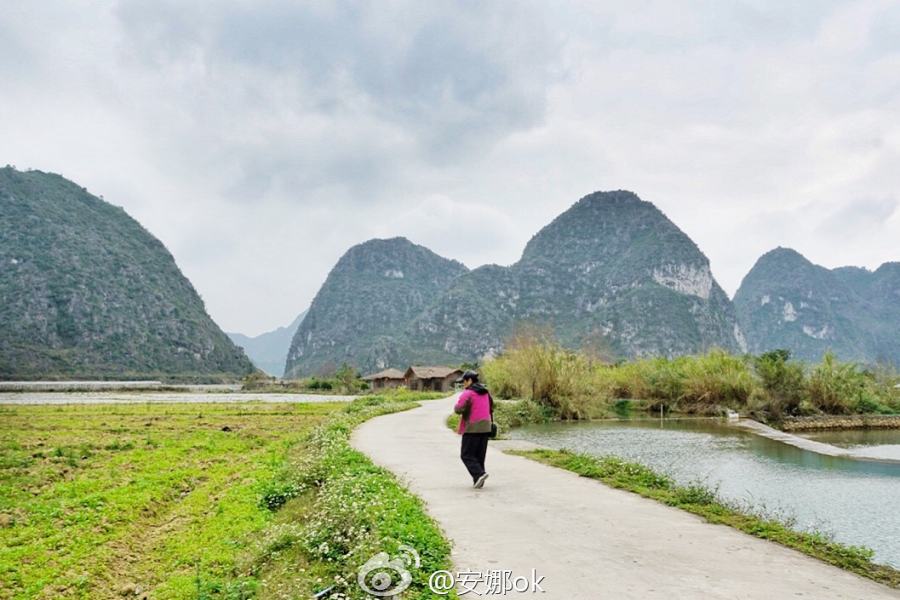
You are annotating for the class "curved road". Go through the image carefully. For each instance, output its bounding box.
[351,395,900,599]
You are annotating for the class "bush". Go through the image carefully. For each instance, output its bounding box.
[680,350,754,410]
[483,327,601,419]
[482,340,899,423]
[807,351,864,414]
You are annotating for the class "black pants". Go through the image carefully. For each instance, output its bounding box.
[460,432,490,483]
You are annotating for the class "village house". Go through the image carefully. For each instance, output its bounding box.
[360,368,406,390]
[403,366,464,393]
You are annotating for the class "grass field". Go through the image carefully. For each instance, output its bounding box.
[0,401,342,600]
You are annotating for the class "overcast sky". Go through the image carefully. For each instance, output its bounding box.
[2,1,898,336]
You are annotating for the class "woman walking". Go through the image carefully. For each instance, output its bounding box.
[454,370,494,488]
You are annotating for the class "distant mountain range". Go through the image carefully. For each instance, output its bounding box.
[4,167,897,381]
[0,167,254,381]
[227,310,307,375]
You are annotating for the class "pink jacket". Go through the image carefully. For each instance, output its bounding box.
[454,388,493,434]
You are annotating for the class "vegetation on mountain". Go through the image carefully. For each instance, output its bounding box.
[734,248,900,367]
[0,167,254,382]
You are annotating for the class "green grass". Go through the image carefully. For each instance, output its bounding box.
[517,448,900,589]
[0,392,454,600]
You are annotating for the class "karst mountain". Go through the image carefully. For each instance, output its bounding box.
[0,167,254,381]
[734,247,900,365]
[5,167,896,381]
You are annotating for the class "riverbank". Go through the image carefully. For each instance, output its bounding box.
[352,396,900,598]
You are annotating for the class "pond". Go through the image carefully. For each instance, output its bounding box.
[506,417,900,569]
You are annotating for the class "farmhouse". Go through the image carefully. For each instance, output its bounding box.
[404,366,464,393]
[360,368,406,390]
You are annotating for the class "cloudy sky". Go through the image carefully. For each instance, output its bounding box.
[2,1,898,336]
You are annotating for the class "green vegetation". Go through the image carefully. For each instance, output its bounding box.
[240,370,368,394]
[247,389,452,600]
[517,448,900,589]
[0,391,452,600]
[481,333,900,422]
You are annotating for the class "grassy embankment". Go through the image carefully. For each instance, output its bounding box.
[0,390,454,600]
[477,334,900,588]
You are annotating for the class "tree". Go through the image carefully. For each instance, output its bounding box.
[753,349,806,418]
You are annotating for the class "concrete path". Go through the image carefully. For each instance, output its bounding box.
[351,395,900,599]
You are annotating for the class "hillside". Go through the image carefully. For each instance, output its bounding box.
[733,247,900,365]
[284,238,470,377]
[284,191,746,376]
[227,310,307,376]
[0,167,255,381]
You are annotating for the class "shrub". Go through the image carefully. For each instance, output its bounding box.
[484,328,601,419]
[752,350,807,419]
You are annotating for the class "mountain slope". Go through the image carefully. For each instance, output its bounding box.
[513,190,744,357]
[0,167,254,381]
[734,248,900,364]
[228,310,307,376]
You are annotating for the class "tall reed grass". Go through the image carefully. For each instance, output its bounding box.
[481,332,900,422]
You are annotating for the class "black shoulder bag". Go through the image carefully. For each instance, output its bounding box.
[488,393,498,439]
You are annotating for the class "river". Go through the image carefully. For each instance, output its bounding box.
[506,417,900,568]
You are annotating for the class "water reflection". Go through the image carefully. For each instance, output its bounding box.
[507,417,900,568]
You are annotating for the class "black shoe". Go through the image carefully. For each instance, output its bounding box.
[474,473,489,489]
